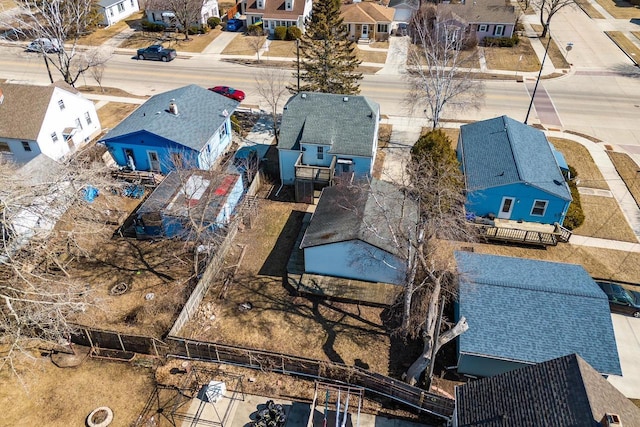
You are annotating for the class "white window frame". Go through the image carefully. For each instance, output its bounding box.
[85,111,92,125]
[58,99,65,110]
[377,23,388,33]
[478,24,488,32]
[494,25,505,36]
[51,132,58,143]
[75,117,83,130]
[531,200,548,217]
[117,2,125,12]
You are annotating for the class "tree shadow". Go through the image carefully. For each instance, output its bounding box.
[258,209,305,277]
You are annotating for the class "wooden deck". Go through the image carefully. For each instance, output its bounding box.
[475,219,572,246]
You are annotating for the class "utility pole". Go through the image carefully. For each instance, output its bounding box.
[296,38,300,93]
[524,25,551,125]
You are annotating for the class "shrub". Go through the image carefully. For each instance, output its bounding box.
[563,179,585,230]
[410,129,457,166]
[484,35,519,47]
[286,26,302,40]
[247,23,263,36]
[274,26,287,40]
[141,20,166,32]
[207,17,221,29]
[188,25,209,35]
[230,114,241,134]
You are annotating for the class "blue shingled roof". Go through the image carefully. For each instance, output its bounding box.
[100,85,239,152]
[277,92,380,158]
[459,116,571,201]
[455,251,621,376]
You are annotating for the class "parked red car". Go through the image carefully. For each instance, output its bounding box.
[209,86,245,102]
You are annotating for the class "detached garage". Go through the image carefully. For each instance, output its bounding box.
[454,251,621,378]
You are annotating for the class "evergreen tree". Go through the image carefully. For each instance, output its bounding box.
[293,0,363,95]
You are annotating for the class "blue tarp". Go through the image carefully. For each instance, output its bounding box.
[83,186,99,203]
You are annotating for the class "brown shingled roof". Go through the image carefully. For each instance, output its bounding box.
[0,83,56,141]
[340,2,395,23]
[245,0,306,20]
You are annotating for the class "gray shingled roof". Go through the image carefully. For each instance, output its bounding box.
[277,92,380,158]
[98,0,124,8]
[387,0,419,9]
[300,180,417,258]
[455,251,622,376]
[100,85,239,152]
[0,82,72,141]
[456,354,640,427]
[459,115,571,200]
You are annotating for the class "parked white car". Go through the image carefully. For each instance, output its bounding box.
[26,38,61,53]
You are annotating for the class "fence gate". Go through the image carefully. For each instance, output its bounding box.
[295,180,314,204]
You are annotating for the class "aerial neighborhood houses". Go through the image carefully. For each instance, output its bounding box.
[340,2,395,42]
[0,82,101,164]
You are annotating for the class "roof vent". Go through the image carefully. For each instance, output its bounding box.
[602,414,622,427]
[301,93,307,99]
[169,100,179,116]
[343,96,349,102]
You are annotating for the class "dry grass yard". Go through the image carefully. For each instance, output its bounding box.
[357,48,388,63]
[573,194,638,242]
[530,25,571,69]
[222,34,266,55]
[483,37,541,72]
[594,0,640,19]
[120,28,222,52]
[548,137,609,190]
[179,196,413,377]
[76,12,144,46]
[0,355,155,427]
[95,102,140,130]
[608,151,640,207]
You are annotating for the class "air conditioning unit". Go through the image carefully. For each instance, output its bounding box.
[601,413,622,427]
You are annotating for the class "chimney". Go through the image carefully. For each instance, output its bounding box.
[601,414,622,427]
[343,96,349,102]
[169,99,178,115]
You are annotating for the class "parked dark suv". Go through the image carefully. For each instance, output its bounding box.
[597,281,640,318]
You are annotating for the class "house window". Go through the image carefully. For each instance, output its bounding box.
[51,132,58,143]
[58,99,65,110]
[75,118,83,130]
[285,1,291,10]
[22,141,31,151]
[110,8,114,16]
[494,25,505,36]
[531,200,548,216]
[85,111,92,125]
[257,0,263,8]
[317,146,324,160]
[130,0,134,6]
[0,141,10,152]
[377,23,388,33]
[117,2,125,12]
[478,24,488,32]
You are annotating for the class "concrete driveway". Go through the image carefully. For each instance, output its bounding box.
[608,313,640,398]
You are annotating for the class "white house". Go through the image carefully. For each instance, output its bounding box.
[0,82,101,164]
[241,0,312,34]
[145,0,219,28]
[97,0,140,27]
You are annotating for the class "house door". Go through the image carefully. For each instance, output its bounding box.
[361,24,369,38]
[124,148,136,170]
[498,197,515,219]
[148,151,161,172]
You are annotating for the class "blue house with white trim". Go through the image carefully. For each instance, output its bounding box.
[454,251,621,378]
[101,85,239,174]
[457,116,572,225]
[277,92,380,202]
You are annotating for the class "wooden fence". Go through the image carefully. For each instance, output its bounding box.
[71,326,169,358]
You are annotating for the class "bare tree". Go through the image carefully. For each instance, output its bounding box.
[165,0,205,41]
[532,0,576,38]
[254,68,290,143]
[405,4,484,129]
[247,35,265,63]
[89,59,107,93]
[0,154,126,375]
[5,0,109,86]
